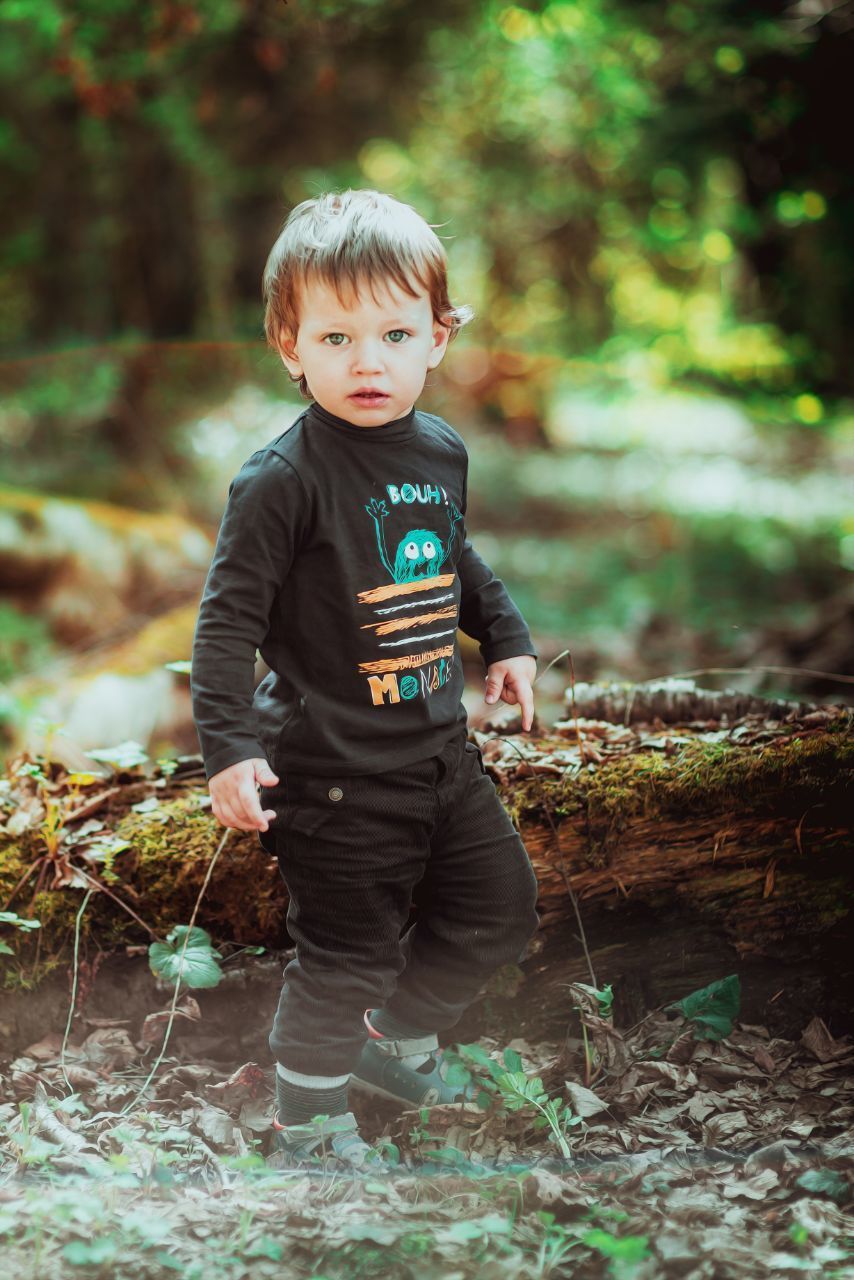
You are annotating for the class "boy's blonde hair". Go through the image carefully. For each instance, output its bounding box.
[262,189,474,399]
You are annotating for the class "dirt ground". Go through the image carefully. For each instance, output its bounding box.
[1,987,852,1279]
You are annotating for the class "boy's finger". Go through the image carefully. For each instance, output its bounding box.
[236,783,268,830]
[215,798,244,831]
[484,673,505,704]
[520,686,534,731]
[254,760,279,786]
[229,807,267,832]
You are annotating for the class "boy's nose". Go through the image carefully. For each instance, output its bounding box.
[351,342,385,372]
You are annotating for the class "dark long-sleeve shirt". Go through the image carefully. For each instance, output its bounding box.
[190,399,537,780]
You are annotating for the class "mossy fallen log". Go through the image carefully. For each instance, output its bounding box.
[461,683,852,1044]
[0,686,851,1054]
[0,483,211,646]
[496,712,850,948]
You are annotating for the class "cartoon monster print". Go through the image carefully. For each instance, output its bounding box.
[364,497,462,582]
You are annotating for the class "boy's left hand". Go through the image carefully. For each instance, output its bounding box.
[484,655,537,731]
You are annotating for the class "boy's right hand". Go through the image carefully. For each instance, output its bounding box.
[208,758,279,832]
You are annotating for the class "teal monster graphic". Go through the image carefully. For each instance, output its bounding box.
[364,497,462,582]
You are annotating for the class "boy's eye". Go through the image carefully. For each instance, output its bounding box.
[321,330,412,346]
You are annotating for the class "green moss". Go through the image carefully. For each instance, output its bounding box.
[515,721,853,831]
[0,794,273,993]
[2,719,850,994]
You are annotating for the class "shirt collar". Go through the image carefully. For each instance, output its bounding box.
[308,400,418,443]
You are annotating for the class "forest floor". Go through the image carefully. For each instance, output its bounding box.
[1,993,852,1279]
[0,701,851,1277]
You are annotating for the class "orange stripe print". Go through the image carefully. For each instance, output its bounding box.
[361,606,458,636]
[359,644,455,675]
[357,573,454,605]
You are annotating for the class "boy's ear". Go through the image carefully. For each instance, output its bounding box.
[426,316,452,370]
[276,327,302,375]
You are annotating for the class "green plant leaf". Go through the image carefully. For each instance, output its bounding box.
[796,1169,849,1203]
[455,1042,493,1067]
[373,1139,400,1166]
[595,983,614,1018]
[496,1071,548,1110]
[503,1047,524,1073]
[151,1250,184,1271]
[670,974,741,1041]
[442,1060,473,1087]
[449,1041,505,1084]
[63,1237,120,1265]
[423,1145,471,1168]
[0,911,41,932]
[148,925,222,989]
[583,1229,651,1262]
[445,1214,512,1242]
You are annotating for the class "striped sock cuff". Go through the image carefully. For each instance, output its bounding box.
[276,1062,351,1088]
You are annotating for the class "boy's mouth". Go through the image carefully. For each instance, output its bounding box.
[350,390,390,406]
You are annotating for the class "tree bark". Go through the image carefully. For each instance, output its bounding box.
[455,681,853,1043]
[0,682,850,1053]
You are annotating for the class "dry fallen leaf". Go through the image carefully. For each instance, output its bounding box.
[140,996,202,1044]
[564,1081,609,1118]
[801,1016,851,1063]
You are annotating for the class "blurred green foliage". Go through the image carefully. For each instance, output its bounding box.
[0,1,850,709]
[0,0,849,409]
[0,602,55,684]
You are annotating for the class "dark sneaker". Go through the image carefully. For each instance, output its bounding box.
[269,1108,394,1174]
[349,1008,481,1108]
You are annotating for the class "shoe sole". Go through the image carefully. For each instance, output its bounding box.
[349,1072,481,1109]
[349,1072,428,1107]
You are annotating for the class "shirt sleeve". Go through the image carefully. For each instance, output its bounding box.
[456,457,538,668]
[190,450,307,782]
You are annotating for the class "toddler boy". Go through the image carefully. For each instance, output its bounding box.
[191,189,540,1171]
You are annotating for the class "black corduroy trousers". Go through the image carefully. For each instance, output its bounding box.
[258,726,540,1077]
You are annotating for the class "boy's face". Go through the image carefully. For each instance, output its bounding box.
[277,274,451,426]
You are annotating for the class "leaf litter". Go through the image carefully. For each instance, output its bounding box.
[1,983,852,1278]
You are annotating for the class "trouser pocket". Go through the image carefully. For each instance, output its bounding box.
[259,771,355,852]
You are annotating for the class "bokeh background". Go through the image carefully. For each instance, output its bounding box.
[1,0,852,768]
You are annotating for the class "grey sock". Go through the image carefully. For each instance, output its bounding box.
[275,1070,350,1126]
